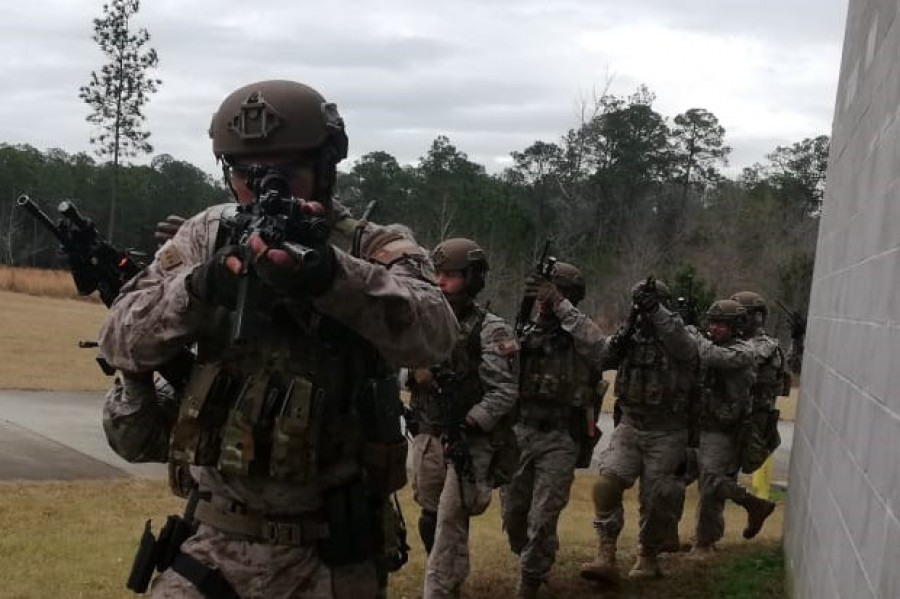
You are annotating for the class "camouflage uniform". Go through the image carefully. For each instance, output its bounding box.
[583,301,697,581]
[500,265,605,596]
[692,332,758,547]
[100,199,457,599]
[415,304,519,599]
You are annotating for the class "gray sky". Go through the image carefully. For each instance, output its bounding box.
[0,0,848,179]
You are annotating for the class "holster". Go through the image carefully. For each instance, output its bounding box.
[126,515,194,593]
[317,481,373,567]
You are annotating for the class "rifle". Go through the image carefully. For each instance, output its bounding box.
[673,273,701,327]
[516,238,557,335]
[775,299,807,341]
[17,195,142,307]
[17,194,194,387]
[221,166,330,345]
[431,368,475,503]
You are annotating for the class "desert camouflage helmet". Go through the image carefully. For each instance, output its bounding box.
[706,299,747,322]
[730,290,768,316]
[551,262,586,304]
[209,80,348,162]
[431,238,488,296]
[431,238,488,272]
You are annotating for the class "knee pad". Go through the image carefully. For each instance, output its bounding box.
[418,510,437,554]
[592,473,626,514]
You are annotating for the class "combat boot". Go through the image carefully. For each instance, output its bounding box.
[739,493,776,539]
[687,542,716,560]
[515,576,541,599]
[628,547,662,579]
[580,538,619,584]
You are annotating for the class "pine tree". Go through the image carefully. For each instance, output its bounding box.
[79,0,160,242]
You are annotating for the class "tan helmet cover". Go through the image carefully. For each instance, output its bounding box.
[210,80,348,161]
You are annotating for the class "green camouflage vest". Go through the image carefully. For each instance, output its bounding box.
[519,324,598,410]
[615,331,689,417]
[170,304,407,494]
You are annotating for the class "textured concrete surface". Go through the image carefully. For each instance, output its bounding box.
[784,1,900,597]
[0,389,166,480]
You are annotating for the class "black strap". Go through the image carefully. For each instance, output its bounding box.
[171,553,243,599]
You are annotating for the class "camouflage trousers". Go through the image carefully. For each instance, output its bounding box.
[595,423,688,550]
[411,433,448,513]
[423,434,496,599]
[150,523,378,599]
[499,425,579,583]
[694,429,748,545]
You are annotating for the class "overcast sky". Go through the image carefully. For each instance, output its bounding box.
[1,0,848,180]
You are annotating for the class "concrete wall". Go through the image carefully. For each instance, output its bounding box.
[784,1,900,597]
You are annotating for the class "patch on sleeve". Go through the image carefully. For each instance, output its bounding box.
[158,244,184,271]
[491,328,519,356]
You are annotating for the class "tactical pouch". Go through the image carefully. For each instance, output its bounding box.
[780,370,792,397]
[739,408,781,474]
[318,481,372,567]
[365,440,409,494]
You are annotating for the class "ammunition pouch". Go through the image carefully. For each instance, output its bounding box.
[738,408,781,474]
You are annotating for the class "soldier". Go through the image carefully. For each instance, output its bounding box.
[689,299,777,557]
[406,238,519,599]
[98,79,458,599]
[580,279,698,583]
[500,262,605,599]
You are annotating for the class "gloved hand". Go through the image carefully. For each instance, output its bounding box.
[632,284,659,313]
[185,244,243,309]
[524,275,562,307]
[252,234,337,297]
[154,215,186,245]
[523,274,541,299]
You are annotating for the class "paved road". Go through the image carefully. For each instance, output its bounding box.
[0,390,165,480]
[0,390,793,483]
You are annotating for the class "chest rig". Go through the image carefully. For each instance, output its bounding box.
[614,328,688,417]
[411,305,486,430]
[519,321,599,412]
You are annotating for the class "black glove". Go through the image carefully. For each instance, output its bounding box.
[185,245,242,309]
[632,285,659,313]
[254,241,337,297]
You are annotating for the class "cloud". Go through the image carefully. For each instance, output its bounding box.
[0,0,848,179]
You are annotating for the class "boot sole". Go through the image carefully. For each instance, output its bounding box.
[743,501,777,539]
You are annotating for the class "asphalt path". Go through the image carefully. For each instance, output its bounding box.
[0,389,165,480]
[0,390,793,484]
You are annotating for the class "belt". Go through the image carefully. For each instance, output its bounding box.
[194,498,329,546]
[419,423,444,436]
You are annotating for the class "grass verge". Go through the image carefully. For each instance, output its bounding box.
[0,474,785,599]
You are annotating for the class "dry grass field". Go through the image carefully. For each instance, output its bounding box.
[0,476,785,599]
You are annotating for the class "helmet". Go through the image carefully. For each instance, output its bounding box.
[431,238,488,296]
[550,262,586,304]
[706,299,747,325]
[730,291,767,317]
[209,80,349,201]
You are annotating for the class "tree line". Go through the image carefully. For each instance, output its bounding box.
[0,85,825,341]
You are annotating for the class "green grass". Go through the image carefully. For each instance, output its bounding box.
[711,543,786,599]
